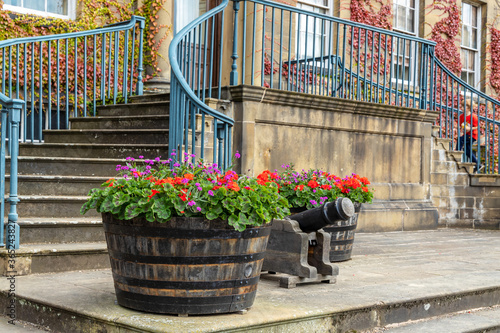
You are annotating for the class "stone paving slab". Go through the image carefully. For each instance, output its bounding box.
[381,305,500,332]
[1,229,500,332]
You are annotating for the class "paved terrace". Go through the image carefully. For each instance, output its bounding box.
[1,229,500,332]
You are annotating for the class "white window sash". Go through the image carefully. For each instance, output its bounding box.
[461,2,481,89]
[3,3,75,20]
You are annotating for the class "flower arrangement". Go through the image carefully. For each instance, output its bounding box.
[81,152,290,231]
[257,164,374,210]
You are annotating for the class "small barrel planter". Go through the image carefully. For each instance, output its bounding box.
[323,202,361,262]
[102,213,271,315]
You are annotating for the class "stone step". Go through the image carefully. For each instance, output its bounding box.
[16,218,105,244]
[18,143,169,159]
[0,315,49,332]
[13,156,123,176]
[70,114,169,130]
[12,195,99,218]
[43,129,169,145]
[434,137,453,150]
[432,149,464,163]
[96,101,170,117]
[130,92,169,103]
[430,172,469,187]
[380,305,500,332]
[457,162,476,174]
[0,242,109,275]
[8,175,108,197]
[432,160,467,174]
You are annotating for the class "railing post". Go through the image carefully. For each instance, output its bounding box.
[136,19,145,95]
[6,100,22,250]
[230,0,240,86]
[0,105,8,247]
[419,44,430,110]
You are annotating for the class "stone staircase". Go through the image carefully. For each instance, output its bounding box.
[1,95,171,275]
[429,126,500,229]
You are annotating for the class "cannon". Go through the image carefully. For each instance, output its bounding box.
[261,198,354,288]
[291,197,354,233]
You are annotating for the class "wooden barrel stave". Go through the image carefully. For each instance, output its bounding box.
[102,213,270,315]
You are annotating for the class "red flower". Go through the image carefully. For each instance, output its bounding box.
[226,181,240,192]
[360,177,370,185]
[307,180,319,188]
[184,173,194,180]
[320,184,332,190]
[294,184,305,191]
[148,190,160,199]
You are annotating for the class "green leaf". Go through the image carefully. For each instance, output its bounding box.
[205,211,218,220]
[228,214,238,226]
[113,192,130,206]
[124,203,141,219]
[99,195,114,213]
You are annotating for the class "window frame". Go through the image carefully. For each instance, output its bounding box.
[295,0,334,60]
[3,1,76,20]
[460,1,481,89]
[391,0,420,88]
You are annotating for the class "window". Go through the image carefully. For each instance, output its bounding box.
[461,3,480,87]
[175,0,207,35]
[296,0,333,59]
[3,0,75,20]
[392,0,418,83]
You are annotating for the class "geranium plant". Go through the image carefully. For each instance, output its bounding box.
[81,152,290,231]
[257,164,374,210]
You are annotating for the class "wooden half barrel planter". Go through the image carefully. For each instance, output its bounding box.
[323,202,361,262]
[102,213,271,315]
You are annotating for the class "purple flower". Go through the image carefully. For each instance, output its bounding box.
[155,157,161,162]
[173,163,180,167]
[139,155,144,159]
[310,200,317,205]
[196,207,202,212]
[188,200,196,207]
[115,165,121,171]
[208,190,214,196]
[171,152,176,156]
[121,166,130,171]
[235,151,241,159]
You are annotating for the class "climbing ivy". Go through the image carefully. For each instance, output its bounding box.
[0,0,170,81]
[426,0,461,75]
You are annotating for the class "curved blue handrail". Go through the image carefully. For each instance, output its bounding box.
[169,0,233,167]
[169,2,232,124]
[0,16,145,48]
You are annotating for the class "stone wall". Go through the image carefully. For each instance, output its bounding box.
[223,85,440,232]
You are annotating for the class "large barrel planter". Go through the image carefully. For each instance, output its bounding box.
[102,213,271,315]
[323,202,361,262]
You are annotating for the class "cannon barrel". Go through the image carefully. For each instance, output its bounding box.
[289,198,355,233]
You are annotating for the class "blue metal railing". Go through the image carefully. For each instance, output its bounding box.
[430,56,500,174]
[0,16,145,249]
[0,93,23,249]
[0,16,145,143]
[223,0,500,173]
[169,0,234,167]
